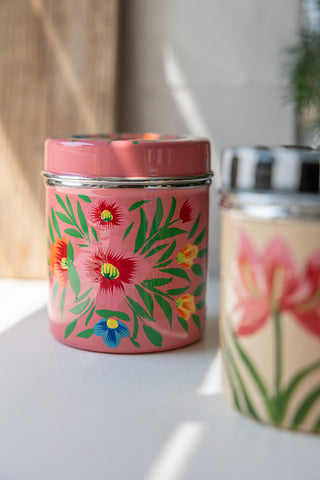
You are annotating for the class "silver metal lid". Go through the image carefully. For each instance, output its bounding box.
[221,146,320,194]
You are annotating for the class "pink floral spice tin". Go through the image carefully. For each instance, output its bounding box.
[220,146,320,433]
[42,133,212,353]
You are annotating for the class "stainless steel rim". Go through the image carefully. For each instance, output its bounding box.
[41,171,213,188]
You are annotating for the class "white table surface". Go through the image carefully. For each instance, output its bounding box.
[0,278,319,480]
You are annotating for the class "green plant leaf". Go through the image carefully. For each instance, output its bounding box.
[51,208,61,238]
[51,281,59,303]
[70,298,90,314]
[150,197,163,236]
[140,233,160,255]
[130,312,139,342]
[196,299,205,310]
[191,264,204,276]
[96,309,131,322]
[66,195,75,221]
[188,213,201,239]
[77,201,89,240]
[152,259,172,269]
[144,286,173,300]
[78,195,91,203]
[48,215,55,243]
[177,316,188,333]
[55,194,70,216]
[129,200,151,211]
[198,248,208,258]
[194,281,206,296]
[123,222,134,240]
[143,277,173,288]
[144,243,168,258]
[64,319,77,338]
[194,228,205,245]
[134,208,148,253]
[158,267,190,282]
[192,314,202,332]
[135,285,154,317]
[126,296,154,321]
[158,240,176,263]
[67,241,74,262]
[291,386,320,429]
[56,211,74,225]
[77,328,94,338]
[60,287,66,318]
[129,338,140,348]
[166,286,189,296]
[158,227,186,240]
[85,304,96,326]
[143,325,163,347]
[64,228,83,238]
[75,287,93,303]
[68,262,81,298]
[165,197,176,225]
[91,226,98,242]
[282,359,320,412]
[154,294,172,328]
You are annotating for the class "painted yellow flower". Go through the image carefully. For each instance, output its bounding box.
[176,243,198,269]
[176,294,196,320]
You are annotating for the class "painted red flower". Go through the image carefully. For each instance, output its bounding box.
[179,199,194,223]
[50,237,69,288]
[234,233,301,336]
[87,198,125,232]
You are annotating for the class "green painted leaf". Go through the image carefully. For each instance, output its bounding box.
[68,262,81,298]
[77,244,89,248]
[292,386,320,429]
[282,359,320,411]
[60,287,66,318]
[194,281,206,296]
[131,312,139,341]
[77,328,94,338]
[132,140,139,144]
[96,309,131,322]
[78,195,92,203]
[158,267,190,282]
[135,285,154,317]
[75,287,93,303]
[129,338,140,348]
[197,248,208,258]
[126,296,154,321]
[158,240,176,263]
[143,325,163,347]
[91,226,98,242]
[143,277,173,288]
[56,211,74,225]
[85,304,96,326]
[123,222,134,240]
[51,281,59,303]
[196,299,205,310]
[64,228,83,238]
[141,233,160,255]
[64,319,77,338]
[150,198,163,236]
[70,297,90,314]
[152,259,172,269]
[154,294,172,328]
[67,241,74,262]
[192,314,201,332]
[165,197,176,225]
[177,316,188,333]
[166,286,189,296]
[66,195,75,220]
[313,416,320,433]
[194,228,205,245]
[77,201,89,239]
[191,264,204,276]
[188,213,201,239]
[55,194,70,216]
[128,200,151,211]
[144,243,168,258]
[51,208,61,238]
[158,227,186,240]
[134,208,148,253]
[48,215,55,243]
[47,237,51,249]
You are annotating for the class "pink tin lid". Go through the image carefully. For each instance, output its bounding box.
[44,133,211,179]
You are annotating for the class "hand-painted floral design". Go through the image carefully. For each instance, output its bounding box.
[94,317,130,348]
[176,244,198,269]
[87,198,125,232]
[176,294,196,320]
[50,237,69,287]
[179,199,194,223]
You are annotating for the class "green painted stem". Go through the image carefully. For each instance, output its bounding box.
[274,309,282,399]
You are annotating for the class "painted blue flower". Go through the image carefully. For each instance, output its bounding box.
[93,318,130,348]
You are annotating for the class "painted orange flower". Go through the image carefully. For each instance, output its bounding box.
[176,243,198,268]
[50,237,69,287]
[176,294,196,320]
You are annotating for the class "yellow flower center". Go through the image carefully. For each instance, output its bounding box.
[61,257,68,269]
[101,263,120,279]
[176,252,185,264]
[101,209,113,222]
[106,318,119,329]
[176,297,183,308]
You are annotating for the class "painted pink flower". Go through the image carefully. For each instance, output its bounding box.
[234,233,301,336]
[179,200,194,223]
[87,198,125,232]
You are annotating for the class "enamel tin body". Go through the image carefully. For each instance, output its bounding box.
[43,134,212,353]
[220,146,320,433]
